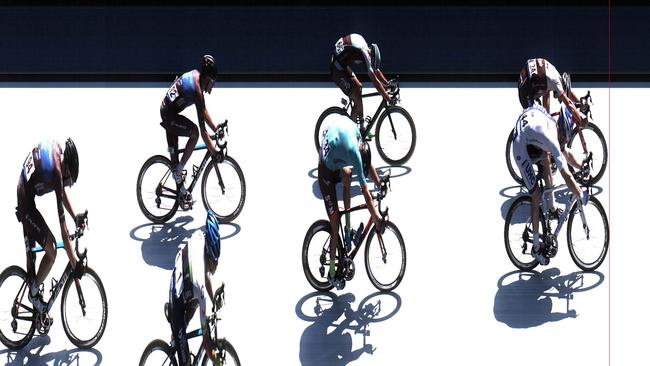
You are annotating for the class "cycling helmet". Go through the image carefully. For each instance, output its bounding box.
[561,72,572,97]
[205,209,221,262]
[360,141,372,178]
[63,138,79,185]
[200,54,217,80]
[370,43,381,70]
[558,105,574,141]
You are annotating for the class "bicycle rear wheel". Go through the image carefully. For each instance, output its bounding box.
[364,221,406,291]
[505,129,525,185]
[201,155,246,223]
[0,266,35,350]
[302,220,338,292]
[567,122,608,185]
[139,339,178,366]
[201,339,241,366]
[136,155,180,224]
[314,106,350,152]
[504,196,547,270]
[567,196,609,271]
[375,106,416,166]
[61,267,108,348]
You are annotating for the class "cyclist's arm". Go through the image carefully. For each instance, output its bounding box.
[346,65,362,89]
[54,175,78,269]
[560,167,582,200]
[362,184,382,229]
[200,299,218,364]
[374,69,389,85]
[543,92,551,114]
[370,73,390,102]
[558,92,583,126]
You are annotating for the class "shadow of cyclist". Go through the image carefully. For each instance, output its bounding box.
[0,335,103,366]
[493,268,604,328]
[309,165,412,200]
[296,291,401,366]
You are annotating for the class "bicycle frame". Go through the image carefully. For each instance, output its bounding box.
[337,203,377,262]
[342,91,389,141]
[538,183,590,243]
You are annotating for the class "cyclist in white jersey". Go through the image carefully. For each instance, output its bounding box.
[513,105,589,265]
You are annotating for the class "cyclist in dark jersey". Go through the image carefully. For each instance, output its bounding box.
[160,54,220,200]
[330,33,393,130]
[16,138,85,313]
[318,119,382,289]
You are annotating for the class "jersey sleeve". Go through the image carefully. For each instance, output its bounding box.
[545,62,564,96]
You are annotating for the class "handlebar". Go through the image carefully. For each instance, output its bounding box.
[576,91,593,123]
[373,170,392,223]
[213,120,229,151]
[212,282,225,313]
[71,210,89,264]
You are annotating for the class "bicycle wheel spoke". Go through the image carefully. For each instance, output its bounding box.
[137,156,179,223]
[365,222,406,291]
[504,197,540,270]
[62,268,107,348]
[202,156,246,223]
[568,198,609,270]
[376,108,415,165]
[0,267,35,349]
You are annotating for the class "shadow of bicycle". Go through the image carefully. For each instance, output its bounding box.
[493,268,604,329]
[129,216,242,270]
[0,335,103,366]
[309,166,412,200]
[296,291,402,366]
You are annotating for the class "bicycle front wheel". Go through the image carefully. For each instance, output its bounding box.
[136,155,180,224]
[61,267,108,348]
[202,155,246,223]
[504,196,547,270]
[375,106,416,166]
[505,129,525,185]
[139,339,178,366]
[201,339,241,366]
[567,122,608,185]
[364,221,406,291]
[314,106,350,152]
[0,266,35,350]
[302,220,338,292]
[567,196,609,271]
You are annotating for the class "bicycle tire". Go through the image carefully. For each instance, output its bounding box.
[356,291,402,322]
[567,196,609,271]
[302,220,337,292]
[200,339,241,366]
[364,221,406,291]
[314,106,349,152]
[567,122,608,186]
[60,267,108,348]
[504,196,547,270]
[0,266,35,350]
[136,155,180,224]
[374,106,417,166]
[139,339,178,366]
[505,128,525,185]
[201,155,246,223]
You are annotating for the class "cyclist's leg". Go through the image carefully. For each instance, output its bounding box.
[341,167,352,229]
[513,139,542,246]
[318,160,341,279]
[20,203,56,293]
[349,81,363,123]
[169,274,191,366]
[331,61,361,121]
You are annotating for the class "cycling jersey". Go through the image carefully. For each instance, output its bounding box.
[513,105,568,191]
[332,33,375,77]
[518,58,564,108]
[168,229,209,365]
[161,70,202,115]
[320,119,366,187]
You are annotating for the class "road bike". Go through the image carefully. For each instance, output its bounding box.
[137,120,246,224]
[302,172,406,292]
[139,283,240,366]
[504,166,609,271]
[0,212,108,350]
[314,79,416,166]
[505,91,608,186]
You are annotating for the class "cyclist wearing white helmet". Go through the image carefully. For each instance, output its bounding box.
[512,104,589,265]
[330,33,392,129]
[15,138,86,314]
[168,210,221,366]
[517,58,588,215]
[318,119,382,289]
[160,54,220,201]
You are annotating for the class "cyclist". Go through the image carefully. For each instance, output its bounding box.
[15,138,85,314]
[512,104,589,265]
[518,58,587,215]
[330,33,393,132]
[160,54,220,201]
[318,119,382,289]
[168,210,222,365]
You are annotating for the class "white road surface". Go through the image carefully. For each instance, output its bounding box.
[0,83,639,365]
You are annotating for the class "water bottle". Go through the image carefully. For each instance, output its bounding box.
[353,222,364,247]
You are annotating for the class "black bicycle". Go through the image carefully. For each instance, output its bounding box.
[137,120,246,224]
[0,212,108,350]
[314,79,416,166]
[302,172,406,292]
[139,284,240,366]
[504,164,609,271]
[505,91,608,186]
